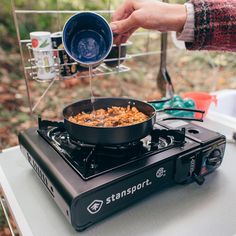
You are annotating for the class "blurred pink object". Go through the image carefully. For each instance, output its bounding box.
[183,92,217,118]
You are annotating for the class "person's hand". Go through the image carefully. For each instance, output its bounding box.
[110,0,187,44]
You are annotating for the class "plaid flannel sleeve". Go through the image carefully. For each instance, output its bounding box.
[186,0,236,51]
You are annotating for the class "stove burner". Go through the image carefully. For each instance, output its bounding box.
[48,127,173,151]
[37,118,186,180]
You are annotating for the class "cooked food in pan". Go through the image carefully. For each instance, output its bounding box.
[68,105,149,127]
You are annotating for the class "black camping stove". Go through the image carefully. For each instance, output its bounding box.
[18,116,226,231]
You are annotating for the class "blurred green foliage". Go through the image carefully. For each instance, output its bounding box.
[0,0,112,51]
[0,1,16,51]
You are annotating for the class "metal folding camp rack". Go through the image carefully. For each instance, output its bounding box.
[10,0,173,114]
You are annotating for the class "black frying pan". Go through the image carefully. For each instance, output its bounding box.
[63,97,204,145]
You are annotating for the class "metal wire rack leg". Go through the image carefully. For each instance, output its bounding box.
[11,0,33,115]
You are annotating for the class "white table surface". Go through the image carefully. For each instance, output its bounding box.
[1,118,236,236]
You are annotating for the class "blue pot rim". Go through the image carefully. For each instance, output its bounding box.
[62,11,113,66]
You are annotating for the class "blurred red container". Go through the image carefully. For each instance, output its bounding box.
[183,92,217,118]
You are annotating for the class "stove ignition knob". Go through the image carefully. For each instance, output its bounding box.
[206,149,222,168]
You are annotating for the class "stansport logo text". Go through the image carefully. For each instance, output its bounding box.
[106,179,152,204]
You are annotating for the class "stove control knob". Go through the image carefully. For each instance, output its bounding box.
[206,149,222,168]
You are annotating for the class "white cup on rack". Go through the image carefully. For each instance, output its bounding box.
[30,31,55,80]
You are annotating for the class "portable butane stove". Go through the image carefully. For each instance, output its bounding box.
[18,115,226,231]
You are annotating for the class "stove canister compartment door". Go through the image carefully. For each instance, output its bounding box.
[70,160,175,231]
[174,149,203,185]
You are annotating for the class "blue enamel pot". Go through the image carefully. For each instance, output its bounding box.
[63,12,113,69]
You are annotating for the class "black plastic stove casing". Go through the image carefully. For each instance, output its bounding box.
[18,122,226,231]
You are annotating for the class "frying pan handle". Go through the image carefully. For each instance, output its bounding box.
[158,107,205,113]
[160,117,204,122]
[148,98,172,104]
[156,107,205,122]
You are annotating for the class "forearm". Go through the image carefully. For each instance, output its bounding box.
[111,0,236,51]
[111,0,187,44]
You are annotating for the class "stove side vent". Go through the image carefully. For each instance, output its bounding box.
[26,152,54,197]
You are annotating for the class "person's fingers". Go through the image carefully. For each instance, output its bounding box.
[113,27,137,45]
[113,34,123,45]
[120,28,137,43]
[114,33,128,45]
[120,35,130,44]
[114,34,129,45]
[110,13,138,34]
[112,0,134,21]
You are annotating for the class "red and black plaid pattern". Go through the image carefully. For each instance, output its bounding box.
[186,0,236,51]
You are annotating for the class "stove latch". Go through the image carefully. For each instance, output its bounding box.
[174,151,204,185]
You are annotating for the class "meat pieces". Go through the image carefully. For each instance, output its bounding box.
[68,105,149,127]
